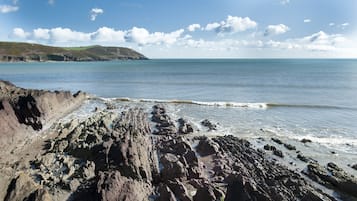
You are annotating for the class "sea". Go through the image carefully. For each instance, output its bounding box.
[1,59,356,173]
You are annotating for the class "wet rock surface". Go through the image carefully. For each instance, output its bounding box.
[1,102,357,201]
[200,119,217,131]
[304,162,357,198]
[151,104,177,135]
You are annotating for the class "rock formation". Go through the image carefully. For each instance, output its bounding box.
[0,80,86,150]
[1,86,356,201]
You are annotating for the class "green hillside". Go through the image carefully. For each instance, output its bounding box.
[0,42,148,62]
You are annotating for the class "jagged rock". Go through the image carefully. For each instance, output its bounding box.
[297,154,309,163]
[193,185,217,201]
[351,164,357,171]
[0,80,86,151]
[104,102,117,110]
[304,162,357,197]
[263,144,276,151]
[196,137,219,156]
[28,189,52,201]
[4,173,51,201]
[284,143,296,150]
[273,149,284,158]
[213,135,333,201]
[200,119,216,131]
[166,179,192,201]
[152,105,177,135]
[271,137,283,145]
[97,171,151,201]
[178,118,194,134]
[69,179,80,192]
[158,184,176,201]
[160,153,187,180]
[301,139,312,143]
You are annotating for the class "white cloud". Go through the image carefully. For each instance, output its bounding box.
[33,28,50,40]
[266,31,346,51]
[205,23,220,31]
[50,27,92,43]
[125,27,184,46]
[91,27,125,42]
[90,8,104,21]
[48,0,55,5]
[304,19,311,23]
[329,23,335,26]
[280,0,290,5]
[10,26,185,46]
[264,24,289,36]
[204,15,257,34]
[0,5,19,13]
[187,24,201,32]
[12,28,30,39]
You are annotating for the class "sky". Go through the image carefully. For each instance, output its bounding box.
[0,0,356,58]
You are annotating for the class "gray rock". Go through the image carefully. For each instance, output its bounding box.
[301,138,312,143]
[158,184,176,201]
[160,153,187,180]
[305,162,357,197]
[178,118,194,134]
[200,119,217,131]
[273,149,284,158]
[196,137,219,157]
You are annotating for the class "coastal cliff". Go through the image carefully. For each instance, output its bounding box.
[0,42,147,62]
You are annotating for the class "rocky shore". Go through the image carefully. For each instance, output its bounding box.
[0,82,357,201]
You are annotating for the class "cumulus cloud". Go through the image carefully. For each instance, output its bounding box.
[125,27,184,46]
[266,31,346,51]
[264,24,289,36]
[0,5,19,13]
[33,28,50,40]
[50,27,92,43]
[187,24,201,32]
[90,8,104,21]
[12,28,30,39]
[304,19,311,23]
[204,16,257,34]
[10,26,184,46]
[91,27,125,42]
[329,23,335,26]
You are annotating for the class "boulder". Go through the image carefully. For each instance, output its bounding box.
[158,184,176,201]
[200,119,217,131]
[301,139,312,143]
[96,171,151,201]
[178,118,194,134]
[160,153,187,180]
[196,137,219,157]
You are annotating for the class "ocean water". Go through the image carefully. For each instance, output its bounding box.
[1,59,357,171]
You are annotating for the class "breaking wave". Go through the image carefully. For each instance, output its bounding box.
[92,96,356,111]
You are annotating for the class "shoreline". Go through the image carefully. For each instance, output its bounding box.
[0,81,356,201]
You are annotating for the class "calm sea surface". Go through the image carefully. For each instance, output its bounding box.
[1,59,357,164]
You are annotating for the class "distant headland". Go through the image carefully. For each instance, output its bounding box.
[0,41,148,62]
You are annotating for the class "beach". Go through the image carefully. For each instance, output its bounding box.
[0,59,357,201]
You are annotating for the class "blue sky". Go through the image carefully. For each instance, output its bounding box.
[0,0,356,58]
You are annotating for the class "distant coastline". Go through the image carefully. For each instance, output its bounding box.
[0,41,148,62]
